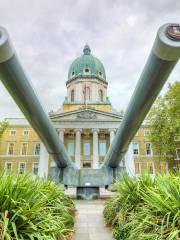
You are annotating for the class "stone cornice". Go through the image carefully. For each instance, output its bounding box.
[66,76,108,86]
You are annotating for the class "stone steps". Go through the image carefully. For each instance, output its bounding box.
[99,187,116,199]
[65,187,77,199]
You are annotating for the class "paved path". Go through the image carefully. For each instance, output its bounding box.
[72,200,113,240]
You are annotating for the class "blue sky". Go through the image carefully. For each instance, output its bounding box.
[0,0,180,120]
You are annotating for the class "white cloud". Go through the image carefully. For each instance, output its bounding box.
[126,16,137,26]
[0,0,180,120]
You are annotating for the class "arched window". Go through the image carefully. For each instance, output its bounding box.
[99,89,103,102]
[71,89,75,102]
[83,86,90,102]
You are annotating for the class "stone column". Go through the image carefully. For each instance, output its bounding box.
[38,143,49,178]
[92,128,99,169]
[58,129,65,143]
[109,128,116,144]
[75,129,82,169]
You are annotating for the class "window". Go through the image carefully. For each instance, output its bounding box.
[71,89,75,102]
[176,148,180,160]
[99,141,106,156]
[32,162,39,175]
[99,89,103,102]
[133,143,139,155]
[19,162,26,174]
[99,71,102,77]
[147,161,154,174]
[82,162,91,168]
[84,142,90,156]
[5,162,12,171]
[34,143,41,155]
[145,143,152,155]
[9,130,16,136]
[23,130,29,136]
[84,68,90,74]
[174,136,180,141]
[135,162,141,174]
[72,71,75,76]
[83,86,90,101]
[7,142,15,155]
[21,143,28,155]
[67,142,74,157]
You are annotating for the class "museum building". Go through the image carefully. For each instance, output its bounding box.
[0,44,179,175]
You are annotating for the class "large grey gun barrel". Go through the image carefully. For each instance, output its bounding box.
[0,27,74,169]
[102,23,180,168]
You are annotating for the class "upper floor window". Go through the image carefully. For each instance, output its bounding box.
[99,141,106,156]
[21,142,28,155]
[83,86,90,101]
[71,89,75,102]
[34,143,41,155]
[23,130,29,136]
[9,130,16,136]
[145,142,153,155]
[176,148,180,160]
[19,162,26,174]
[99,89,103,102]
[133,142,139,155]
[7,142,15,155]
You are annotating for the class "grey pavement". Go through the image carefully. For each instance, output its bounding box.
[72,200,113,240]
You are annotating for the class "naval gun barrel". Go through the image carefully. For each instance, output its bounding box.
[0,27,74,169]
[102,23,180,168]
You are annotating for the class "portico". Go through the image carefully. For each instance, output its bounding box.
[55,124,117,169]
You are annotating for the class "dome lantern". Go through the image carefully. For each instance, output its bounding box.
[83,43,91,55]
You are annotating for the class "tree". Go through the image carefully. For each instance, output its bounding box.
[148,81,180,161]
[0,120,8,138]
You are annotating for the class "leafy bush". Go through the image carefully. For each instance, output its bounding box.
[103,173,180,240]
[0,173,75,240]
[0,120,8,138]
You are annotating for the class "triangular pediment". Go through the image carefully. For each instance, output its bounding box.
[49,108,122,122]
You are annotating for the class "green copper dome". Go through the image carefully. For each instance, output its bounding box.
[68,44,106,81]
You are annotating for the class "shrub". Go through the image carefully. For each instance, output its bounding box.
[0,173,75,240]
[103,173,180,240]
